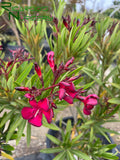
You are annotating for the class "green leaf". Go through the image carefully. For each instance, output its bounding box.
[0,110,15,128]
[12,63,17,77]
[43,122,60,131]
[27,123,31,147]
[67,150,76,160]
[41,147,63,154]
[83,81,94,90]
[71,27,86,52]
[0,9,5,16]
[98,152,118,160]
[7,76,14,91]
[67,66,83,77]
[53,151,66,160]
[82,67,102,85]
[108,98,120,104]
[71,149,92,160]
[90,127,94,143]
[111,83,120,89]
[95,126,111,143]
[66,120,72,133]
[2,144,14,152]
[16,120,26,145]
[6,115,23,142]
[16,62,33,84]
[71,133,84,144]
[46,134,61,145]
[104,67,118,82]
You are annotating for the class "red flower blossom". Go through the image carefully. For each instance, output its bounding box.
[59,82,78,104]
[21,98,54,127]
[47,51,55,72]
[80,94,99,115]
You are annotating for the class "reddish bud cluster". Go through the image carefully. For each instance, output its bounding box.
[0,48,33,81]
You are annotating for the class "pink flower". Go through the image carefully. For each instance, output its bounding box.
[80,94,99,115]
[59,82,78,104]
[21,98,54,127]
[47,51,55,72]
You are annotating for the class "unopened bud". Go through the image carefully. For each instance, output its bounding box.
[34,62,42,78]
[7,60,14,68]
[15,87,30,91]
[65,57,74,68]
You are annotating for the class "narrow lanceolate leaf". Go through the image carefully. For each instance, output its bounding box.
[108,98,120,104]
[90,127,94,143]
[16,120,26,145]
[53,151,66,160]
[40,147,63,154]
[71,133,84,144]
[82,67,102,85]
[111,83,120,89]
[66,120,72,133]
[27,123,31,147]
[42,117,59,131]
[7,76,14,91]
[67,150,76,160]
[46,134,61,145]
[16,63,33,84]
[71,150,92,160]
[0,110,15,128]
[6,115,23,142]
[71,27,86,52]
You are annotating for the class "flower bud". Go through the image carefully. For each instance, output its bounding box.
[47,51,55,72]
[65,57,74,68]
[0,45,3,51]
[34,63,42,78]
[7,60,14,68]
[15,87,30,91]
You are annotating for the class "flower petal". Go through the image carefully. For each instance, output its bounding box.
[29,99,38,108]
[21,107,35,120]
[87,98,98,106]
[28,113,42,127]
[43,108,54,123]
[24,93,33,99]
[63,95,73,104]
[87,94,99,99]
[86,105,94,110]
[38,98,49,111]
[66,82,76,92]
[83,107,91,115]
[59,81,70,87]
[59,88,65,100]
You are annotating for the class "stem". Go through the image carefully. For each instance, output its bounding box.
[40,83,59,92]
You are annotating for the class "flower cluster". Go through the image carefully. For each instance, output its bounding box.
[15,51,99,127]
